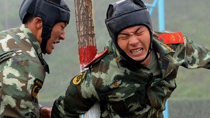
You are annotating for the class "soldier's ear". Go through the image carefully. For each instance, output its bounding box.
[34,17,43,29]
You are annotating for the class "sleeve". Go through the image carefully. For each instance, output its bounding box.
[51,70,100,118]
[178,37,210,69]
[0,54,45,118]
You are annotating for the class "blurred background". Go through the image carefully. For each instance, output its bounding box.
[0,0,210,117]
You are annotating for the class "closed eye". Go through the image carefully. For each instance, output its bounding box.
[135,31,144,36]
[118,34,129,40]
[61,26,64,30]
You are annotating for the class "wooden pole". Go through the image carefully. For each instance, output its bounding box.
[74,0,100,118]
[74,0,97,70]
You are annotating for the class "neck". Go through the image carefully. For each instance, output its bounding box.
[140,54,151,67]
[25,20,43,44]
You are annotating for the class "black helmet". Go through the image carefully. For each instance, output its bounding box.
[105,0,153,64]
[19,0,70,54]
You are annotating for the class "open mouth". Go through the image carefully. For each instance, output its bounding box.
[130,48,143,54]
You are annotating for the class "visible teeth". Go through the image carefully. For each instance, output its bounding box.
[131,49,142,53]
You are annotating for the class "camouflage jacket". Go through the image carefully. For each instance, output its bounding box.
[51,31,210,118]
[0,25,49,118]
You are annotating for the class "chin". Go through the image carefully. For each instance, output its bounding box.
[130,56,145,61]
[46,51,52,54]
[133,58,144,61]
[45,48,53,54]
[128,53,147,61]
[131,56,145,61]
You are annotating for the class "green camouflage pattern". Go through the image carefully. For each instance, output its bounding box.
[0,25,49,118]
[52,31,210,118]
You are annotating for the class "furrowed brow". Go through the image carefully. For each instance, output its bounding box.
[118,32,129,36]
[134,26,142,34]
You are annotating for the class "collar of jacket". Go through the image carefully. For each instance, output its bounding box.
[20,24,49,73]
[153,38,176,78]
[153,38,175,56]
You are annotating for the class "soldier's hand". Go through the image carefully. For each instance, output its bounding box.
[40,107,52,118]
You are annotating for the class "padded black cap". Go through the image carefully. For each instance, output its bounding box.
[105,0,153,64]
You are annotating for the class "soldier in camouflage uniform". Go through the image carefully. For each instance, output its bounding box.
[0,0,70,117]
[51,0,210,118]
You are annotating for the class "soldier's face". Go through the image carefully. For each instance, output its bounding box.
[45,22,67,54]
[117,25,150,61]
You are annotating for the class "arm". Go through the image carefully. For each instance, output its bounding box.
[178,37,210,69]
[51,70,99,118]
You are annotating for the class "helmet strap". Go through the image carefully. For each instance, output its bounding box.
[41,25,52,54]
[138,38,153,63]
[41,38,48,54]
